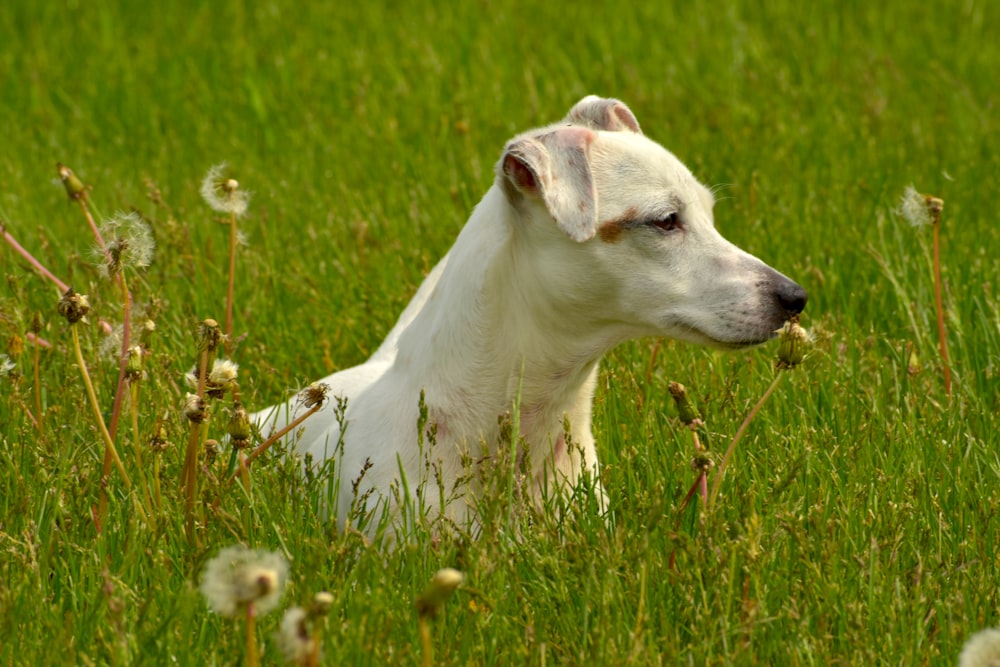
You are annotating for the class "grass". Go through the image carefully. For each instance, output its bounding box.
[1,0,998,664]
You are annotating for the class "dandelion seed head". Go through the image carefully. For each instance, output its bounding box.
[897,185,933,227]
[209,358,239,387]
[959,627,1000,667]
[200,163,251,217]
[200,545,288,618]
[0,354,15,377]
[96,211,155,278]
[184,365,199,390]
[99,324,124,362]
[276,606,315,664]
[183,392,206,423]
[298,382,331,409]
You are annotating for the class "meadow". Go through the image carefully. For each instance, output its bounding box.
[1,0,998,664]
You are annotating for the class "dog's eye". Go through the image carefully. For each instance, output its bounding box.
[648,213,681,233]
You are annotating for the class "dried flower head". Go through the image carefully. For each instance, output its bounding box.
[200,544,288,618]
[959,627,1000,667]
[298,382,331,409]
[96,211,155,278]
[149,414,172,452]
[57,288,90,325]
[183,392,207,423]
[775,317,812,369]
[275,606,315,665]
[205,358,239,399]
[897,185,944,228]
[415,568,464,618]
[196,318,224,353]
[200,163,250,217]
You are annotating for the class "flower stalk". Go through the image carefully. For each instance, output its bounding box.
[709,317,811,507]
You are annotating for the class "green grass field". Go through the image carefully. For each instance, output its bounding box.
[1,0,998,664]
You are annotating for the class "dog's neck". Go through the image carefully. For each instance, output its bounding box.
[393,186,627,458]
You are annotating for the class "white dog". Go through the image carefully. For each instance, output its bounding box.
[255,96,806,531]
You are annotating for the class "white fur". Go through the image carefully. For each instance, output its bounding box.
[254,96,806,531]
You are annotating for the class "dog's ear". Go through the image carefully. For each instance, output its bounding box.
[565,95,642,134]
[500,127,598,242]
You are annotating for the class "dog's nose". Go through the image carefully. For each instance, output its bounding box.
[776,279,808,316]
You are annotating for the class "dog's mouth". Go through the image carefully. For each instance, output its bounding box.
[670,318,777,350]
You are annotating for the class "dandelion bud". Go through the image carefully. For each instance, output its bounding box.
[57,162,87,201]
[310,591,334,618]
[57,288,90,325]
[195,318,223,353]
[692,452,714,474]
[907,343,921,376]
[776,317,812,369]
[667,381,701,426]
[183,392,206,423]
[125,345,144,380]
[228,402,251,449]
[139,319,157,348]
[299,382,330,409]
[204,438,220,462]
[415,567,464,618]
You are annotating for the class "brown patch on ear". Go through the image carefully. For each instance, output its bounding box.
[597,207,637,243]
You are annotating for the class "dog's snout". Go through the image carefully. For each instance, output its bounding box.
[776,279,808,316]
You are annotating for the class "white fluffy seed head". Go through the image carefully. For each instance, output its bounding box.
[200,163,251,217]
[897,185,933,227]
[199,544,288,618]
[959,627,1000,667]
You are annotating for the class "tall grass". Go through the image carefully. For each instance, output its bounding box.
[1,0,998,664]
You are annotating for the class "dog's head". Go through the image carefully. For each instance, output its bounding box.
[497,95,806,348]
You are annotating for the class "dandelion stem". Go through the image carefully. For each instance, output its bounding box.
[130,380,155,527]
[183,348,210,541]
[71,324,131,529]
[931,210,952,396]
[225,404,323,486]
[225,211,238,354]
[75,195,106,255]
[245,602,260,667]
[709,372,785,507]
[418,615,433,667]
[107,272,133,441]
[2,225,69,292]
[33,339,43,434]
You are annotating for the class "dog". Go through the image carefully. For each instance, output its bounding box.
[254,95,806,531]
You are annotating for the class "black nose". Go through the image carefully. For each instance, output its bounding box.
[777,279,808,315]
